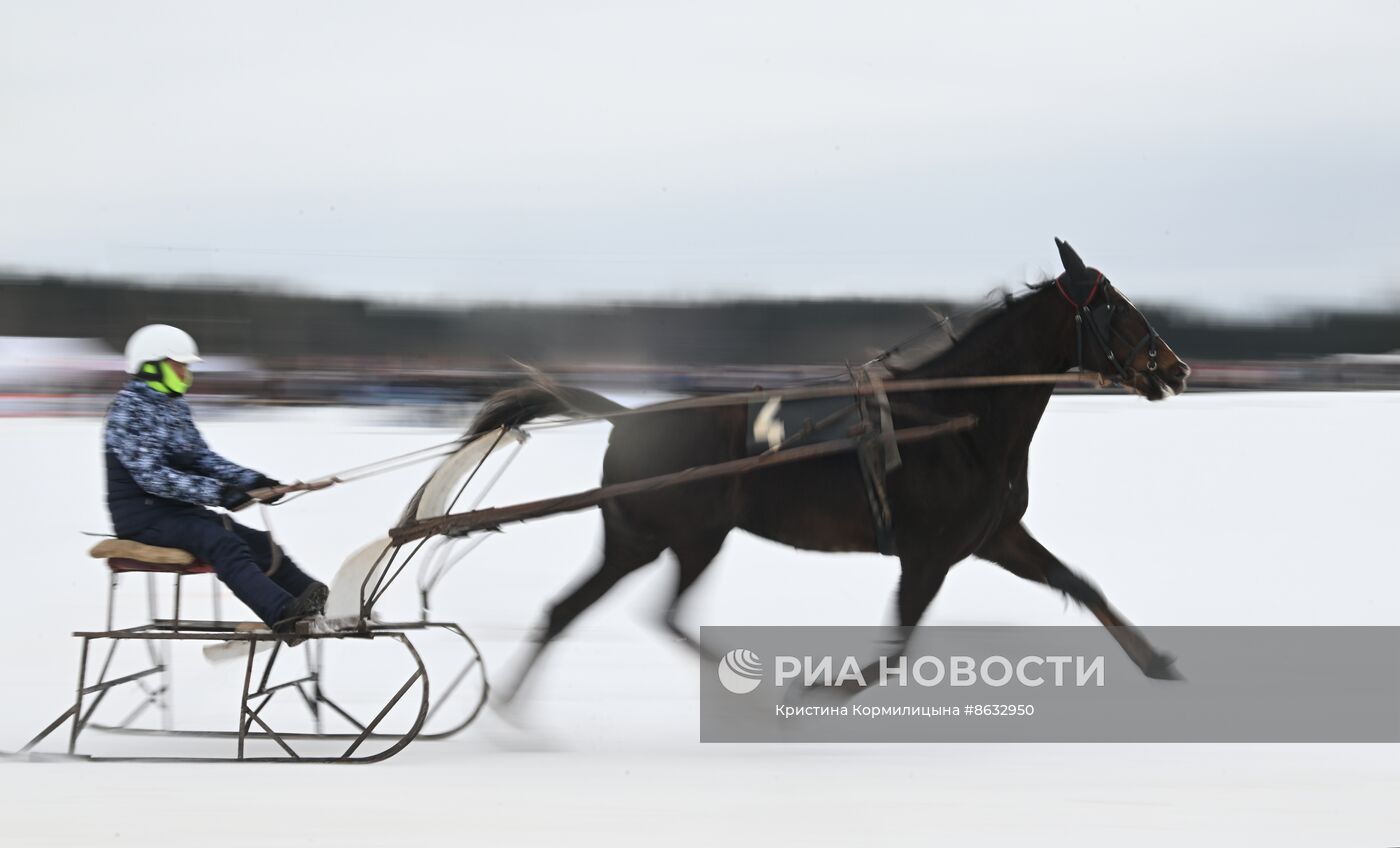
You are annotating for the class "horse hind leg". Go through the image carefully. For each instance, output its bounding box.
[497,521,665,703]
[661,533,729,658]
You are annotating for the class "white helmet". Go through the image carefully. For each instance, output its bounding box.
[124,324,204,374]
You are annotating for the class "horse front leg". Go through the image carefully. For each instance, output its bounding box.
[798,550,954,701]
[977,522,1181,680]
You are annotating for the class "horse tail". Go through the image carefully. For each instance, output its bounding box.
[467,375,630,436]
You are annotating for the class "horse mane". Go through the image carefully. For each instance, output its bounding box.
[883,279,1056,377]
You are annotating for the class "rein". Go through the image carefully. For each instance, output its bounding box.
[514,371,1114,430]
[247,372,1114,501]
[246,438,468,504]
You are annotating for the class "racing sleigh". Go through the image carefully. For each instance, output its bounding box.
[12,430,515,763]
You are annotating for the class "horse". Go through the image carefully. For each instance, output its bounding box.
[471,239,1191,697]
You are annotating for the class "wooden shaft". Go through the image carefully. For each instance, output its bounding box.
[390,415,978,543]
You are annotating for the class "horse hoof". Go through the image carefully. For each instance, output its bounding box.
[1145,653,1184,681]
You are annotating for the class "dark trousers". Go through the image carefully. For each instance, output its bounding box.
[124,507,316,627]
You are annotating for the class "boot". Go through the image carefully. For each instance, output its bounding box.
[273,581,329,644]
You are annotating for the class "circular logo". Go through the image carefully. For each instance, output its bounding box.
[717,648,764,694]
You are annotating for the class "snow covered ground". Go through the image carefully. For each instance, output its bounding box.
[2,391,1399,846]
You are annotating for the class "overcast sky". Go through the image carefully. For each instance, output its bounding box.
[2,2,1397,313]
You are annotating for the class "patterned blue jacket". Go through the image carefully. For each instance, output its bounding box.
[104,380,260,534]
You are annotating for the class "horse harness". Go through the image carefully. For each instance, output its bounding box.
[1056,273,1163,383]
[746,369,902,556]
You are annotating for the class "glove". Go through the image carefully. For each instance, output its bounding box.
[219,484,253,511]
[251,473,285,504]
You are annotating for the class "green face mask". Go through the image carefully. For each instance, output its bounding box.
[140,361,193,396]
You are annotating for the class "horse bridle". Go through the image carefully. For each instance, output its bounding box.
[1056,273,1162,383]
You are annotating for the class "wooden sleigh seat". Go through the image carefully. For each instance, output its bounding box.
[88,539,215,575]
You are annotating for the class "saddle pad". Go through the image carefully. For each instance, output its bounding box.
[745,394,860,455]
[89,538,196,565]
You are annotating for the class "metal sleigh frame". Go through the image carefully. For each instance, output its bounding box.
[14,431,523,764]
[21,624,431,764]
[15,575,488,763]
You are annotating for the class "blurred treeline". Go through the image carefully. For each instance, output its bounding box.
[4,272,1397,367]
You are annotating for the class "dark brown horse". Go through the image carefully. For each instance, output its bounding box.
[473,239,1190,696]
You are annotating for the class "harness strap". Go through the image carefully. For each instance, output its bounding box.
[1055,271,1102,310]
[1057,271,1161,381]
[849,367,899,556]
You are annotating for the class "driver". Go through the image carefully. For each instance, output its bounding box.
[104,324,327,635]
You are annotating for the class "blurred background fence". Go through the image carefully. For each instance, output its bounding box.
[3,271,1398,419]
